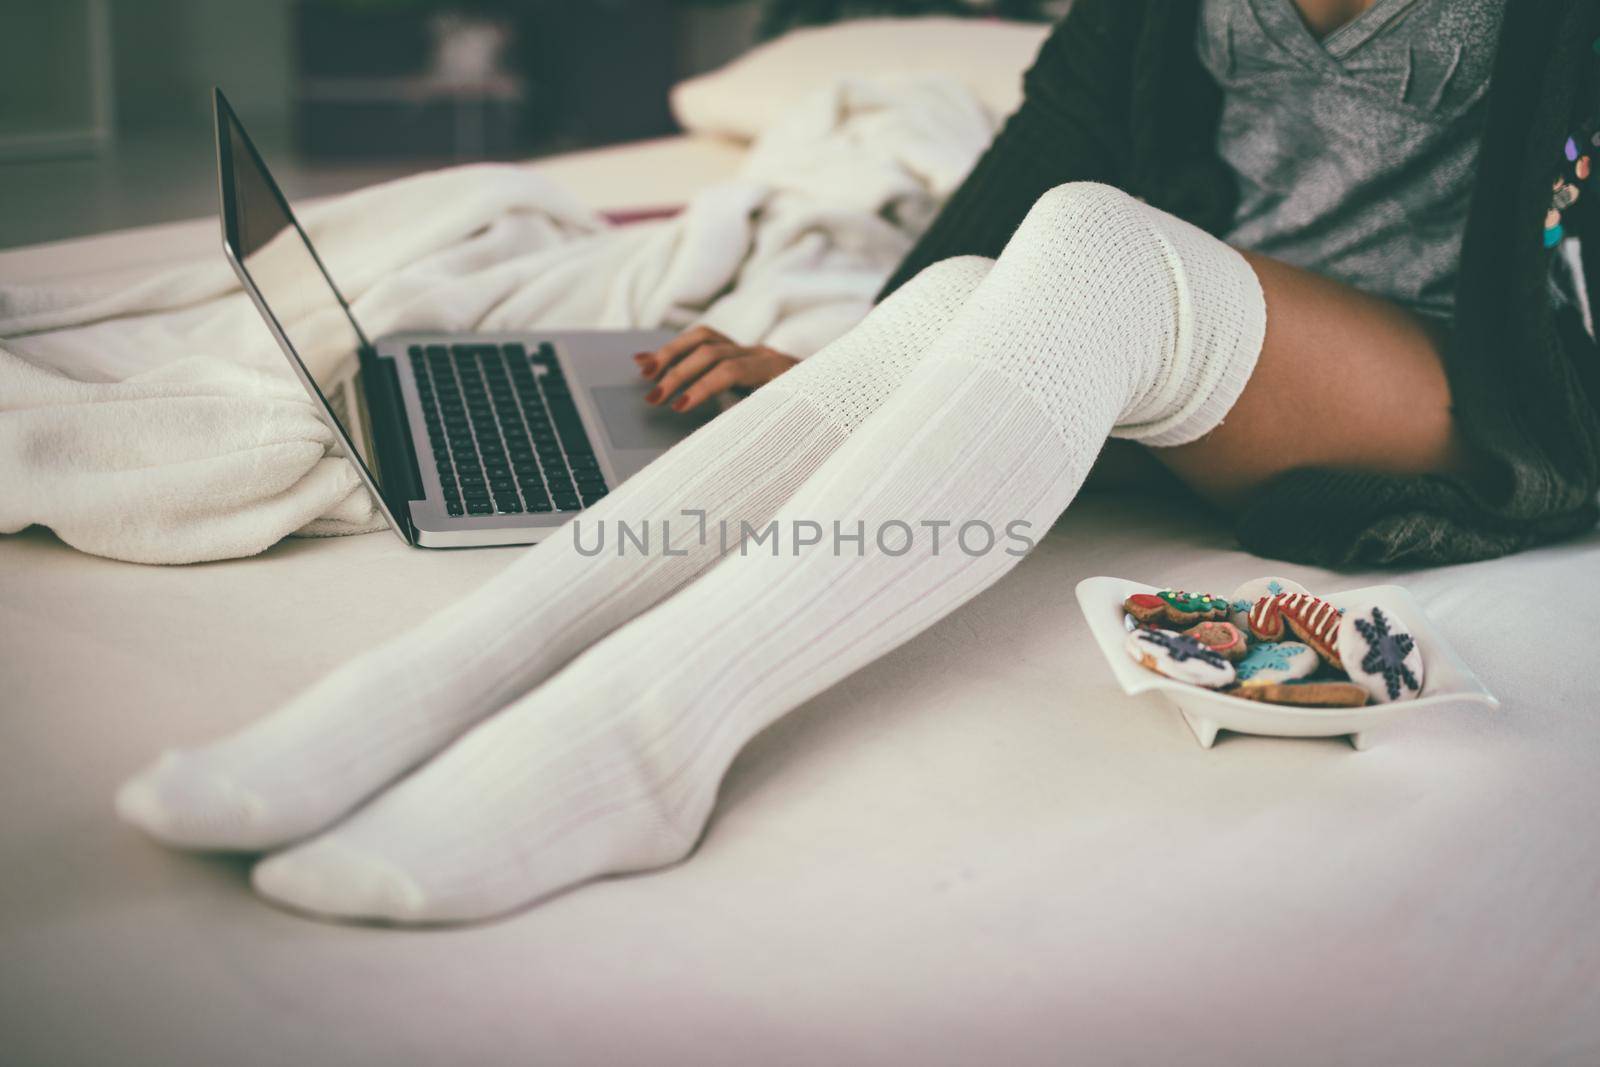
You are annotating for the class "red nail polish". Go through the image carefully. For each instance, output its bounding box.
[671,395,689,412]
[633,351,650,361]
[639,362,655,377]
[644,387,662,404]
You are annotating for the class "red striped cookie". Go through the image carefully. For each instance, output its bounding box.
[1245,596,1287,641]
[1248,592,1344,669]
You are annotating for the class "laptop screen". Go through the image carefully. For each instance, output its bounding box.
[214,91,385,499]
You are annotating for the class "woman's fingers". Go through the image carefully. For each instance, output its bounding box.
[668,358,755,412]
[672,352,797,412]
[636,325,727,380]
[648,341,739,405]
[635,327,800,411]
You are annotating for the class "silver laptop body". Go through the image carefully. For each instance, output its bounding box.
[213,88,711,548]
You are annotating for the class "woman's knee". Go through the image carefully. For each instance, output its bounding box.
[1006,181,1151,258]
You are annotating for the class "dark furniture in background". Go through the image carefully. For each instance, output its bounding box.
[756,0,1059,38]
[293,0,679,161]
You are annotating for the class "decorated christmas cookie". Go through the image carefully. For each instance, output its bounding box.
[1125,629,1236,689]
[1244,595,1288,641]
[1247,592,1345,669]
[1228,576,1310,631]
[1123,590,1231,628]
[1230,680,1370,708]
[1233,640,1320,684]
[1183,620,1249,661]
[1336,603,1425,703]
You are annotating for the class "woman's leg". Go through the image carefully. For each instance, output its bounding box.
[1153,250,1470,507]
[1080,253,1468,498]
[250,182,1271,922]
[116,256,993,850]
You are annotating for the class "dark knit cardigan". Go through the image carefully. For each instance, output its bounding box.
[878,0,1600,568]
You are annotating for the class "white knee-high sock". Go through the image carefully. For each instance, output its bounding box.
[115,257,994,850]
[251,183,1268,923]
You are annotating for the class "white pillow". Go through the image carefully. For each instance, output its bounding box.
[670,16,1051,141]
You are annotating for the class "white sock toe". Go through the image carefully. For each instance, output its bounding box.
[253,840,427,923]
[115,752,271,850]
[240,665,709,925]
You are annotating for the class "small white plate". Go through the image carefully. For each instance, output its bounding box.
[1075,576,1499,750]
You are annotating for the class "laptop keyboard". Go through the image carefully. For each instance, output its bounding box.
[408,342,608,518]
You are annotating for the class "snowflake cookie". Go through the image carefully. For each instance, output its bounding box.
[1233,640,1320,685]
[1125,628,1236,688]
[1336,603,1425,703]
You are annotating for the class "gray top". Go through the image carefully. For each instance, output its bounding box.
[1197,0,1505,321]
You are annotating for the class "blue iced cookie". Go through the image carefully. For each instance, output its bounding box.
[1234,640,1319,685]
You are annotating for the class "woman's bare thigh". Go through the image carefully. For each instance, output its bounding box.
[1147,250,1471,510]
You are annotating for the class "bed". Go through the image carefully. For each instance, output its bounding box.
[5,30,1600,1067]
[0,134,748,289]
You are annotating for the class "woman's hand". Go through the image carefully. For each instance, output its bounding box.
[635,326,799,413]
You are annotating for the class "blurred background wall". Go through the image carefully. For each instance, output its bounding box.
[0,0,1057,249]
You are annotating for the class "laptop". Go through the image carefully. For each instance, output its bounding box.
[213,88,713,548]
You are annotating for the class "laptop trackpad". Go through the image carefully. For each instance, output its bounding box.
[589,385,717,452]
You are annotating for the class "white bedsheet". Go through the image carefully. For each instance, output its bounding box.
[3,496,1597,1066]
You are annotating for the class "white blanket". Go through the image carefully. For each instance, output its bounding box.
[0,78,994,565]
